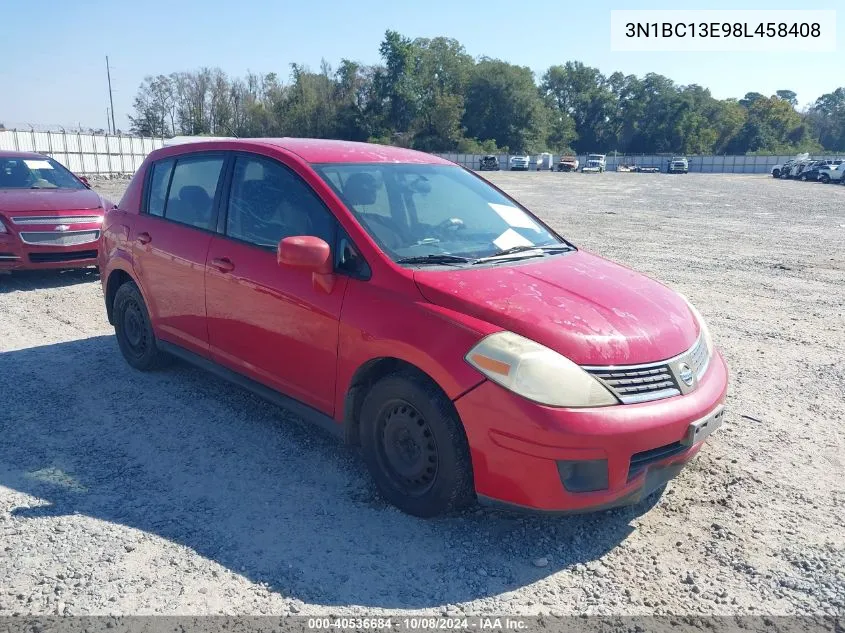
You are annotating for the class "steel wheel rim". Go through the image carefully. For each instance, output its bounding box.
[122,300,147,358]
[376,400,439,496]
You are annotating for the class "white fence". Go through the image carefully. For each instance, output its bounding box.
[2,128,842,176]
[438,153,845,174]
[0,130,164,175]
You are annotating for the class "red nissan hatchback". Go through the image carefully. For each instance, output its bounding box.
[1,151,107,271]
[99,139,728,517]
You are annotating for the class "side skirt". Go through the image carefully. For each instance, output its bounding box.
[157,340,344,440]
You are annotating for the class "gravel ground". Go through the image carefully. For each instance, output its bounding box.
[0,173,842,617]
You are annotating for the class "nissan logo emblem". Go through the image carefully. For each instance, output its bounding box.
[678,362,694,387]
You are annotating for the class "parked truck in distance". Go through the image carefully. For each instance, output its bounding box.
[668,157,689,174]
[556,156,579,172]
[582,154,606,173]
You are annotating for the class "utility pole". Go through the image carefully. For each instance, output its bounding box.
[106,108,111,134]
[106,56,116,134]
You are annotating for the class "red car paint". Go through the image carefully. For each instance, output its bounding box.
[100,138,728,513]
[0,151,108,271]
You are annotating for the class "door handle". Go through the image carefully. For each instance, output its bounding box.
[210,257,235,273]
[136,232,152,245]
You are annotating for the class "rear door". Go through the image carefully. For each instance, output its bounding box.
[131,152,227,357]
[204,152,349,414]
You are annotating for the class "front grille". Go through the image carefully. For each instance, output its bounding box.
[584,334,710,404]
[28,250,97,264]
[687,336,709,379]
[587,365,680,404]
[628,441,687,481]
[12,215,101,225]
[19,230,100,246]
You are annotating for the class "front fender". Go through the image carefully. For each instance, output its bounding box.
[333,280,499,421]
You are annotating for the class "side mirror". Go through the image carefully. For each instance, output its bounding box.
[78,175,91,188]
[277,236,334,293]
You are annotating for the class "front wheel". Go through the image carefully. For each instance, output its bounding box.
[113,281,171,371]
[820,174,831,184]
[772,169,781,178]
[359,372,474,517]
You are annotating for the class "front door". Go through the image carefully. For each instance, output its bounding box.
[205,153,347,414]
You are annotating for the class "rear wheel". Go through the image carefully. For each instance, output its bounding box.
[772,169,781,178]
[359,372,474,517]
[113,281,170,371]
[820,173,831,184]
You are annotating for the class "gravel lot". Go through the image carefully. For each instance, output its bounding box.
[0,172,842,617]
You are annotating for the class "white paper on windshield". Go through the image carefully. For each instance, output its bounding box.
[493,228,534,251]
[489,202,540,230]
[23,159,53,170]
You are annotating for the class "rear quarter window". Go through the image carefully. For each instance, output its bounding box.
[147,159,174,217]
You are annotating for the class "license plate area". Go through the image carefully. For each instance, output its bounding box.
[682,406,725,446]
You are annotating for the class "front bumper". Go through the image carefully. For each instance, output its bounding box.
[454,349,729,513]
[0,226,100,271]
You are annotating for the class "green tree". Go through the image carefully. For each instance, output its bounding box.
[541,62,615,152]
[776,90,798,107]
[809,88,845,151]
[464,59,547,152]
[128,75,174,137]
[728,96,816,153]
[409,37,473,151]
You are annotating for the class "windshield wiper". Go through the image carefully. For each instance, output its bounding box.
[473,244,572,264]
[396,254,473,265]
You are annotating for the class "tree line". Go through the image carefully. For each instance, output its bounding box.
[129,30,845,155]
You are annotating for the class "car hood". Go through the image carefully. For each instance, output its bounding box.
[413,250,699,366]
[0,188,104,213]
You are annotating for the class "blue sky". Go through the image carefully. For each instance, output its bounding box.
[1,0,841,130]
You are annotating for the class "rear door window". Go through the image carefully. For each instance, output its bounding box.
[163,155,225,230]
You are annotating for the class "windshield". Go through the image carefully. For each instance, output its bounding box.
[0,157,84,190]
[315,163,567,264]
[587,154,604,161]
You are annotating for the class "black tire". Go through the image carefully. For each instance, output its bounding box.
[113,281,171,371]
[772,169,780,178]
[820,174,830,184]
[359,371,474,517]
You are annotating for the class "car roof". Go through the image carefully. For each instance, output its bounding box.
[153,138,454,165]
[0,150,49,159]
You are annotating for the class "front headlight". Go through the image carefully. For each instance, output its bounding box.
[679,293,713,354]
[465,331,618,407]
